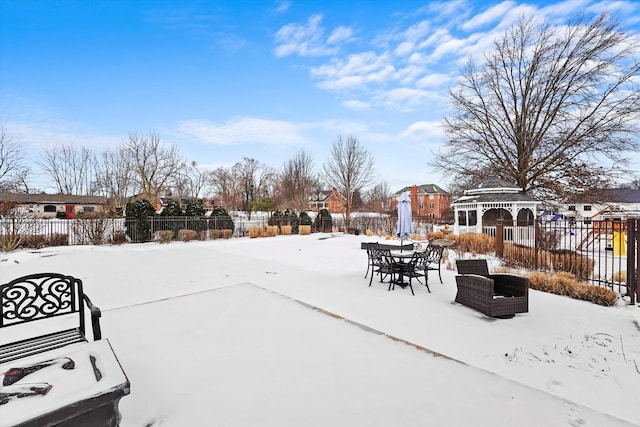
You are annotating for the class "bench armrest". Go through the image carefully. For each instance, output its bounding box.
[83,293,102,341]
[489,274,529,297]
[455,274,495,297]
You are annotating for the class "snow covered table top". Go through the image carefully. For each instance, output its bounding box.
[0,339,130,427]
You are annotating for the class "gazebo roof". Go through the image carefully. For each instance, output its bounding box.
[453,192,538,204]
[453,176,539,205]
[465,177,522,195]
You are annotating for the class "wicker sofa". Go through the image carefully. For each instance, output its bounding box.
[455,259,529,318]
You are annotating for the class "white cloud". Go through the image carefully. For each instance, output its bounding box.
[373,88,435,112]
[177,117,308,146]
[311,52,396,91]
[273,0,291,14]
[273,0,640,115]
[342,100,371,111]
[398,121,446,141]
[5,122,122,152]
[416,73,451,88]
[274,14,353,57]
[461,1,516,31]
[327,26,354,44]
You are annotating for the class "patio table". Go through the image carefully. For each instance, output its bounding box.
[0,339,130,427]
[389,251,415,289]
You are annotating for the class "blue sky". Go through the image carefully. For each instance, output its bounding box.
[1,0,639,194]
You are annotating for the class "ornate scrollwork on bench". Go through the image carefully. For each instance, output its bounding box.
[2,275,76,326]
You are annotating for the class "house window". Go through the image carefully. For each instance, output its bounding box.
[428,213,435,219]
[429,203,435,209]
[458,210,467,226]
[468,210,478,226]
[583,205,591,211]
[568,205,576,211]
[44,205,56,213]
[419,200,424,210]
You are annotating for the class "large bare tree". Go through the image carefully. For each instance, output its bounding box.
[208,166,242,210]
[124,132,185,203]
[0,126,30,192]
[94,145,135,212]
[432,13,640,201]
[277,150,319,211]
[38,143,95,195]
[233,157,276,219]
[322,135,376,227]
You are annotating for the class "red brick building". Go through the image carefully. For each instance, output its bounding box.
[309,188,346,213]
[390,184,451,222]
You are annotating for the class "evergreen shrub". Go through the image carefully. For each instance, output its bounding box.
[209,206,234,234]
[125,199,156,242]
[314,209,332,232]
[299,211,312,227]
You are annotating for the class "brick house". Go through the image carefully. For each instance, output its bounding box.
[390,184,451,222]
[0,192,108,218]
[309,188,346,213]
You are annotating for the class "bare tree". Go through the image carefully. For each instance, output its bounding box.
[208,166,242,210]
[364,180,391,212]
[277,150,319,211]
[233,158,276,219]
[322,135,376,227]
[124,132,186,203]
[39,143,95,195]
[185,161,209,199]
[432,13,640,201]
[94,145,135,213]
[0,126,30,192]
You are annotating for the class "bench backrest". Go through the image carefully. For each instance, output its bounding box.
[456,259,490,276]
[1,273,86,337]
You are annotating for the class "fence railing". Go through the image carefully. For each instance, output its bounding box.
[0,215,341,248]
[495,219,635,296]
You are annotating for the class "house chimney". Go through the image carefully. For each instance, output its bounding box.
[411,185,418,215]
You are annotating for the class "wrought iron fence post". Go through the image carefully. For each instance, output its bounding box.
[534,219,540,271]
[495,219,504,257]
[628,218,637,305]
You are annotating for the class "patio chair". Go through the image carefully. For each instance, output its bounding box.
[400,252,430,293]
[455,259,529,318]
[368,248,396,288]
[424,244,444,284]
[363,242,380,279]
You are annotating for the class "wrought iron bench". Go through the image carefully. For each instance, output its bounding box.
[1,273,130,426]
[1,273,102,364]
[455,260,529,318]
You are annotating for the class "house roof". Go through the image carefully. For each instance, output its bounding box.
[0,192,108,205]
[598,187,640,204]
[393,184,449,196]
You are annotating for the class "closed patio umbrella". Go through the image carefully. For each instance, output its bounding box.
[396,191,412,251]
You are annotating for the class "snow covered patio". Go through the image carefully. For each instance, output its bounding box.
[1,234,639,426]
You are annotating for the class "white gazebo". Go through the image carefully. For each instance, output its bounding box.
[452,177,540,238]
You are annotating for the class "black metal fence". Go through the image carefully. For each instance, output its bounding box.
[494,218,638,299]
[0,215,342,248]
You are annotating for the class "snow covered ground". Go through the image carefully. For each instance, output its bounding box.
[1,233,639,426]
